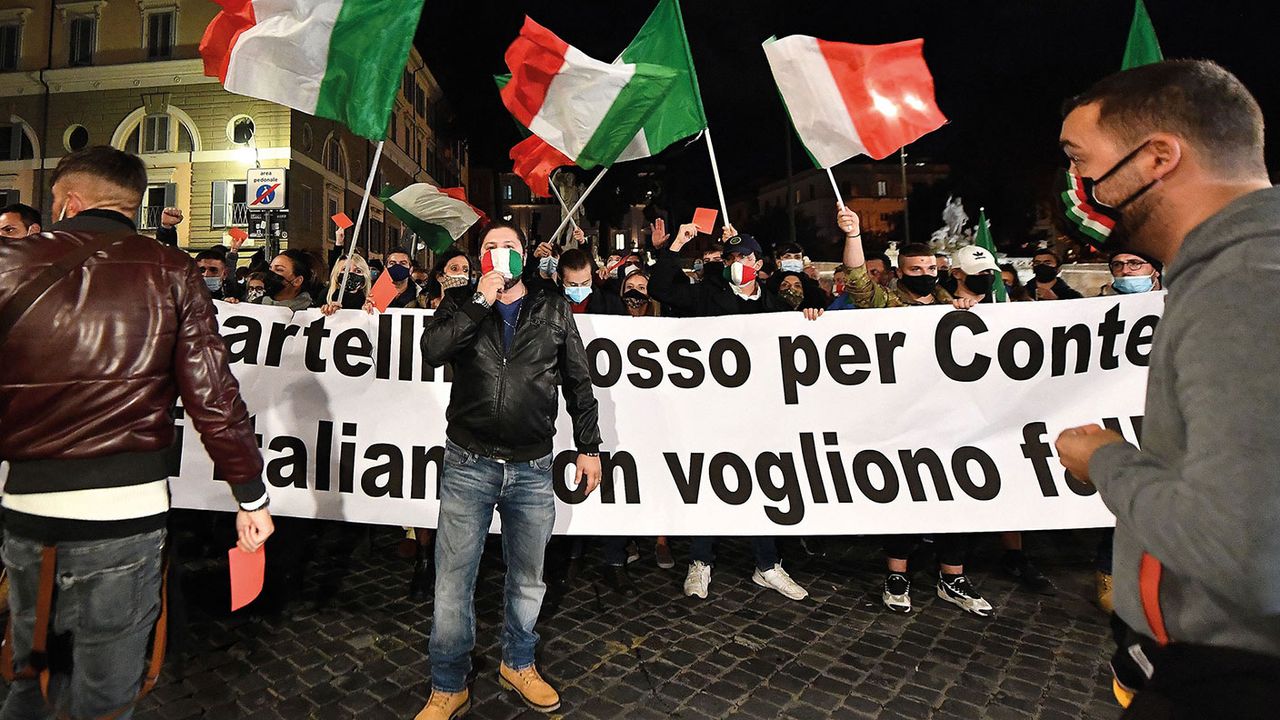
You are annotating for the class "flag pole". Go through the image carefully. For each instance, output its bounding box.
[704,128,730,226]
[547,170,580,243]
[337,139,386,304]
[825,166,846,210]
[548,167,607,248]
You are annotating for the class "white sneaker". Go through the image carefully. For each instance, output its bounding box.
[683,561,711,599]
[937,573,994,617]
[882,572,912,613]
[752,564,809,600]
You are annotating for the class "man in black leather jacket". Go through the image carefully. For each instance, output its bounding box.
[416,222,602,719]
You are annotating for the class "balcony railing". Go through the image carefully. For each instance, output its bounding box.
[231,202,248,226]
[138,205,163,230]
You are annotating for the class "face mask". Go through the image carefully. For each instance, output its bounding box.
[245,287,265,303]
[692,260,704,274]
[937,273,959,294]
[481,248,524,288]
[898,273,938,297]
[441,273,469,291]
[343,274,365,294]
[723,261,756,287]
[539,257,558,276]
[833,282,845,295]
[779,287,804,309]
[263,271,287,298]
[387,264,412,283]
[1057,141,1158,250]
[964,273,996,296]
[203,276,223,293]
[1032,264,1059,283]
[780,259,804,274]
[565,286,592,304]
[1112,273,1156,294]
[623,288,649,308]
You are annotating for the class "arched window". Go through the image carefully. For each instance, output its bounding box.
[0,115,37,161]
[112,106,201,154]
[322,134,347,177]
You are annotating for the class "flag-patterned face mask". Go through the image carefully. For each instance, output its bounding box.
[1057,141,1157,250]
[723,261,757,287]
[481,247,525,288]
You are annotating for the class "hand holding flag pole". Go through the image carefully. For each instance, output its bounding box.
[337,140,386,305]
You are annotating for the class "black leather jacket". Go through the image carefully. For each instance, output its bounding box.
[422,284,602,461]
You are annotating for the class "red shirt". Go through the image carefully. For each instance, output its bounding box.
[570,298,590,314]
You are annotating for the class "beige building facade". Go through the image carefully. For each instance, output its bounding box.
[0,0,465,262]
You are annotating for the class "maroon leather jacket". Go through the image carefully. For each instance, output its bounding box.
[0,211,264,501]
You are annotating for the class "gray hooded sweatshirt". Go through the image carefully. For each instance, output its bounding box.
[1091,185,1280,657]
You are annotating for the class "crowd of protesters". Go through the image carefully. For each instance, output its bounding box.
[2,58,1275,720]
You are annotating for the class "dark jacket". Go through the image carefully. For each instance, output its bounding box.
[1024,277,1083,300]
[0,211,265,522]
[649,248,790,317]
[422,284,602,461]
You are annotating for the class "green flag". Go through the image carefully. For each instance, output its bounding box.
[1122,0,1163,70]
[613,0,708,161]
[974,209,1007,302]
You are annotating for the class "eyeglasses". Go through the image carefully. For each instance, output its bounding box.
[1109,259,1151,272]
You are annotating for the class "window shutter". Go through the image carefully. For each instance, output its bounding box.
[211,181,227,227]
[163,182,177,208]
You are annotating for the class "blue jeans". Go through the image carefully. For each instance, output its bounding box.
[690,537,780,572]
[429,442,556,693]
[1,529,165,720]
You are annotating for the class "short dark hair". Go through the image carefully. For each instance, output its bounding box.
[50,146,148,204]
[1033,249,1061,265]
[898,243,934,260]
[776,243,804,257]
[702,243,724,257]
[479,220,528,248]
[385,247,412,262]
[866,253,892,269]
[1064,60,1266,177]
[195,249,227,265]
[0,203,40,229]
[558,248,594,274]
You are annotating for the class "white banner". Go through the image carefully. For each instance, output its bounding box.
[170,294,1165,535]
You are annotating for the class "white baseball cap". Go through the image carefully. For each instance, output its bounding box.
[954,245,1000,275]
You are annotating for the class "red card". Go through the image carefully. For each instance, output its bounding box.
[227,228,248,242]
[331,212,354,229]
[370,269,399,312]
[692,208,718,235]
[229,546,265,611]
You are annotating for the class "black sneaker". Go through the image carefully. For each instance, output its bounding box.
[882,572,912,613]
[1002,554,1056,595]
[602,565,637,597]
[937,573,994,617]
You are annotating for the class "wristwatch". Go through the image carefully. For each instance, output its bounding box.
[472,291,492,309]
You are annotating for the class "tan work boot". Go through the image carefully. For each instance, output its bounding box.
[414,688,470,720]
[1095,570,1114,614]
[498,663,561,713]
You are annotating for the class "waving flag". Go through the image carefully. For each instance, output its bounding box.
[500,17,677,169]
[384,184,486,254]
[764,36,946,167]
[200,0,424,140]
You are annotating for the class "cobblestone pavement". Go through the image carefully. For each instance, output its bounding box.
[14,526,1124,720]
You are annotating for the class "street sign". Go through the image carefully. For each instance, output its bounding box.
[246,168,287,210]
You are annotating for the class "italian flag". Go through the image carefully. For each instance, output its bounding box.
[481,248,523,281]
[384,184,486,254]
[764,36,946,167]
[500,17,678,169]
[1061,173,1116,247]
[200,0,424,140]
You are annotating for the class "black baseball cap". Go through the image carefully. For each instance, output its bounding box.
[725,233,762,259]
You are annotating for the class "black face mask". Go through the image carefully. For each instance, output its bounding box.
[622,289,649,308]
[898,274,938,297]
[937,273,959,294]
[343,274,366,294]
[1032,264,1059,283]
[964,273,996,296]
[702,261,725,282]
[263,270,287,298]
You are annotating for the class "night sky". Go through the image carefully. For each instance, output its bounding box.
[417,0,1275,246]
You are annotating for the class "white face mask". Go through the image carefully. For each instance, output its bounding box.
[780,259,804,274]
